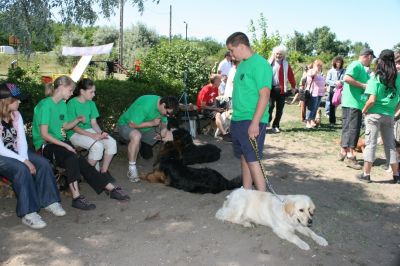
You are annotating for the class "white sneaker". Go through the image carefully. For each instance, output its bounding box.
[45,202,66,217]
[272,127,281,133]
[22,212,47,229]
[127,166,140,183]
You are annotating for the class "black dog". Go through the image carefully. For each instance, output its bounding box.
[142,128,241,194]
[171,128,221,165]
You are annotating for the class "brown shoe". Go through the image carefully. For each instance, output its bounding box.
[338,152,346,161]
[345,156,362,170]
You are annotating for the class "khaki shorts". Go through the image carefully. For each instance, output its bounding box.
[118,124,159,146]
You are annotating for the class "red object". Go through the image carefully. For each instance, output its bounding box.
[41,76,53,84]
[197,83,219,112]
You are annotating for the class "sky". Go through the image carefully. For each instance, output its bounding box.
[96,0,400,54]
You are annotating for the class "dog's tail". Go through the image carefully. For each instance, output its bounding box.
[225,175,242,190]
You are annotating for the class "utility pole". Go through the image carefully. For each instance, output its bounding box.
[184,21,188,41]
[169,5,172,43]
[119,0,124,66]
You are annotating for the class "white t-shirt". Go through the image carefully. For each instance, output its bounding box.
[217,59,232,76]
[224,66,237,98]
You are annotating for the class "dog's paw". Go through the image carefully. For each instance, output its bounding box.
[296,241,310,251]
[314,235,328,246]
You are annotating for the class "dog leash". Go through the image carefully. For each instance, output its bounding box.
[249,137,284,203]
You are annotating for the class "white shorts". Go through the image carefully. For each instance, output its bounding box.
[69,128,117,161]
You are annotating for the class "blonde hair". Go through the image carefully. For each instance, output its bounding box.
[0,97,17,121]
[313,59,324,68]
[54,76,75,90]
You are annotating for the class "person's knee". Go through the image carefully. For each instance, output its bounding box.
[104,137,117,155]
[12,166,32,186]
[89,142,105,160]
[129,130,142,145]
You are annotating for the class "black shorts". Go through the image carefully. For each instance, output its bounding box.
[341,107,362,148]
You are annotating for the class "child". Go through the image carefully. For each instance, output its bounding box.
[67,78,117,180]
[32,76,130,211]
[0,82,65,229]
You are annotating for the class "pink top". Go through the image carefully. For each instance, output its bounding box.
[306,71,326,97]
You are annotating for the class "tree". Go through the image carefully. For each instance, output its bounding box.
[121,22,160,67]
[248,13,281,59]
[92,26,119,45]
[141,39,210,101]
[0,0,159,53]
[393,42,400,51]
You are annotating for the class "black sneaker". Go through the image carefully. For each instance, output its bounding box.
[222,133,232,142]
[72,195,96,210]
[110,187,130,201]
[393,175,400,184]
[356,173,371,183]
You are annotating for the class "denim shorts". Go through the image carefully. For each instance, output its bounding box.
[230,120,267,162]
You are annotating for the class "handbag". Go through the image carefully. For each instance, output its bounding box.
[304,77,315,102]
[332,83,343,107]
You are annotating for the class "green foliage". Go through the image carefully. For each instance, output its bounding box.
[141,39,211,102]
[0,0,159,54]
[121,22,160,67]
[394,42,400,51]
[93,26,119,45]
[249,13,281,59]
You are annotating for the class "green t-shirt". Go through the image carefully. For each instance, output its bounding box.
[66,97,99,138]
[32,97,69,150]
[232,53,272,122]
[117,95,167,132]
[365,75,400,117]
[342,60,370,110]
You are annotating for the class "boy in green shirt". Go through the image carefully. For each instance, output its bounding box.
[226,32,272,192]
[117,95,178,182]
[339,48,375,170]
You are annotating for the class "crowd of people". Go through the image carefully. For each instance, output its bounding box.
[1,31,399,230]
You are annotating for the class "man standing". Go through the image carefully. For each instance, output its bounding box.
[339,48,375,169]
[218,51,232,76]
[226,32,272,191]
[117,95,178,182]
[268,45,296,133]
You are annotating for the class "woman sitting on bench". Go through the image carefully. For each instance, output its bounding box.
[67,78,117,180]
[0,82,65,229]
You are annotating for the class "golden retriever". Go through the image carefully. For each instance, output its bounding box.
[216,188,328,250]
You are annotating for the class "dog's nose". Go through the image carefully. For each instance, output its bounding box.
[307,219,313,225]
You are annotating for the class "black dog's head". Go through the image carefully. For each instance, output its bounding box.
[172,128,193,147]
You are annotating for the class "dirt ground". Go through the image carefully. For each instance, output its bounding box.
[0,106,399,266]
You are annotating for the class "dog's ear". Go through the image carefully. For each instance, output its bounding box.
[284,200,295,217]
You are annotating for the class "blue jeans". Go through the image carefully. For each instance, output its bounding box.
[0,151,61,217]
[306,96,322,121]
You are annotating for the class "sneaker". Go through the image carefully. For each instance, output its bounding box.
[272,127,281,133]
[356,173,371,183]
[127,166,140,183]
[345,156,362,170]
[337,152,346,161]
[109,186,130,201]
[222,133,232,142]
[72,195,96,210]
[22,212,47,229]
[393,175,400,184]
[45,202,66,216]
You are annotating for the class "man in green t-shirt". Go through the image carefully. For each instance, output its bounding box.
[339,48,375,170]
[226,32,272,192]
[117,95,178,182]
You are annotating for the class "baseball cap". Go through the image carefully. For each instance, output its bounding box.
[0,83,27,100]
[360,48,376,58]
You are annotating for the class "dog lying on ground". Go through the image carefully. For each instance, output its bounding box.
[216,188,328,250]
[171,128,221,165]
[141,129,241,193]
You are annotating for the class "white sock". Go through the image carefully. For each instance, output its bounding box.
[129,162,136,169]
